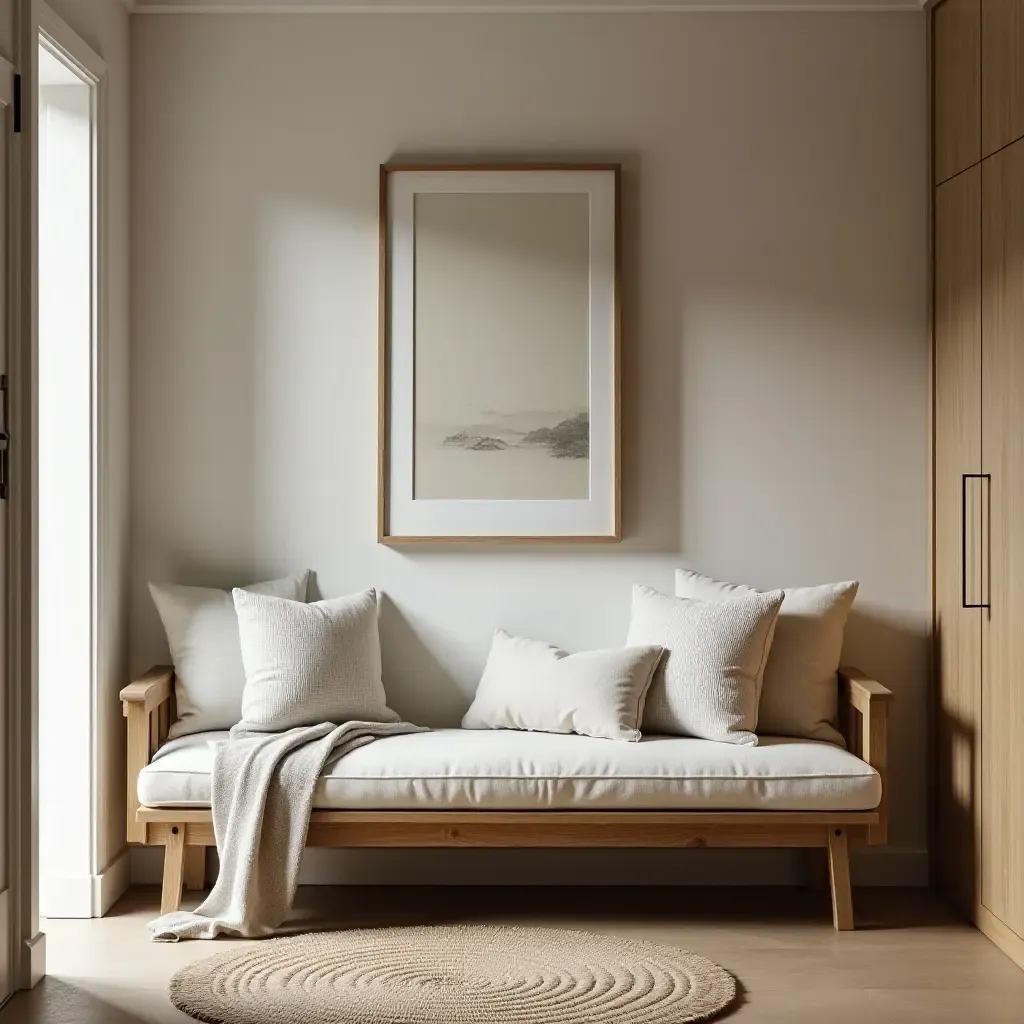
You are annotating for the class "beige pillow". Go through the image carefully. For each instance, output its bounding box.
[462,630,664,742]
[627,585,783,746]
[149,570,310,738]
[675,569,858,744]
[233,588,400,732]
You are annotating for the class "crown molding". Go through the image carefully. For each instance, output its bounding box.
[129,0,926,12]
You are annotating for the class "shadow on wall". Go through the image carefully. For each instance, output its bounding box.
[378,593,470,727]
[932,619,977,918]
[311,579,468,728]
[842,605,929,850]
[616,157,683,553]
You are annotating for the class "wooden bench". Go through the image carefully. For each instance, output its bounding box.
[121,665,891,929]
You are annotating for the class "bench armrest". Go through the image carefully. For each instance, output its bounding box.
[121,665,174,843]
[120,665,174,713]
[839,665,891,845]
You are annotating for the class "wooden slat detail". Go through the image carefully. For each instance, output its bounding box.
[934,165,983,916]
[837,667,891,845]
[158,701,170,747]
[934,0,981,183]
[122,666,176,846]
[981,0,1024,159]
[981,136,1024,942]
[125,704,151,845]
[301,822,831,849]
[865,701,889,846]
[137,808,878,828]
[138,814,883,850]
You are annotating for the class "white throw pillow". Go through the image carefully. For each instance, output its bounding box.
[462,630,664,742]
[675,569,858,745]
[150,570,309,739]
[626,584,784,746]
[233,587,400,732]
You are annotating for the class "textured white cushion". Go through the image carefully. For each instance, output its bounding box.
[675,570,858,745]
[149,571,309,739]
[626,585,783,745]
[462,630,664,742]
[138,728,881,812]
[234,587,400,732]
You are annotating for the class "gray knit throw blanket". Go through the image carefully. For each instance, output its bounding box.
[149,719,426,941]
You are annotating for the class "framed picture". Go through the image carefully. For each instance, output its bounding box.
[378,163,621,543]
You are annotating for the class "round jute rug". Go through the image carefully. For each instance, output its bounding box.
[169,925,737,1024]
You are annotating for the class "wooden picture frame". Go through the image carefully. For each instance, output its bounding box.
[378,163,621,544]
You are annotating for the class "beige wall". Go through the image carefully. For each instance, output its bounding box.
[47,0,132,880]
[130,11,929,884]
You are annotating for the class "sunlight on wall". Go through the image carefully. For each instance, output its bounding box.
[38,48,95,919]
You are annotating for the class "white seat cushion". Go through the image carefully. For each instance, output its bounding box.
[139,728,880,812]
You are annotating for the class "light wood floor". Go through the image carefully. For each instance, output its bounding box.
[2,886,1023,1022]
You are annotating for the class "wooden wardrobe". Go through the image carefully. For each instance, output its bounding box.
[933,0,1024,971]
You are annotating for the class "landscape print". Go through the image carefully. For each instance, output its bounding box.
[413,190,591,500]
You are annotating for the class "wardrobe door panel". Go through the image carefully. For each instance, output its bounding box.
[981,0,1024,158]
[981,135,1024,940]
[935,167,983,914]
[935,0,981,183]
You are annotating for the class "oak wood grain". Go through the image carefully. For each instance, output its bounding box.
[122,665,176,845]
[119,665,173,714]
[977,903,1024,972]
[137,809,879,828]
[981,136,1024,942]
[981,0,1024,158]
[827,827,854,931]
[837,667,892,845]
[160,827,185,915]
[934,166,983,916]
[934,0,981,183]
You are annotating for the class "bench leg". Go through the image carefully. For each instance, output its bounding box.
[184,845,206,892]
[161,827,186,914]
[827,827,854,931]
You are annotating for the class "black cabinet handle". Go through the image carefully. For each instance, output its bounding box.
[962,473,990,610]
[0,375,7,499]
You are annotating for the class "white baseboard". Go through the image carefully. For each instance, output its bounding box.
[93,848,132,916]
[40,848,133,919]
[40,876,93,919]
[129,845,928,888]
[23,932,45,989]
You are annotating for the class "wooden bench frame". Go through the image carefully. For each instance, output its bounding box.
[121,665,891,930]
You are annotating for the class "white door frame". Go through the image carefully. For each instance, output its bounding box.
[7,0,106,988]
[35,1,106,922]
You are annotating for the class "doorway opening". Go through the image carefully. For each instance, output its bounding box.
[37,36,99,919]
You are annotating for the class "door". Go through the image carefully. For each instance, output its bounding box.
[0,0,15,1004]
[935,166,983,916]
[934,0,981,184]
[981,134,1024,940]
[981,0,1024,159]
